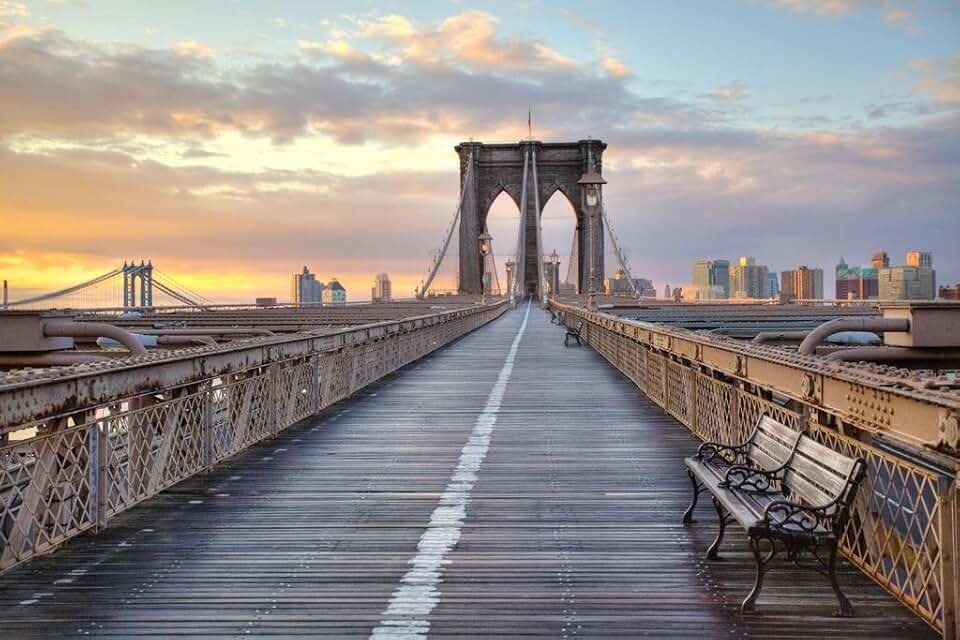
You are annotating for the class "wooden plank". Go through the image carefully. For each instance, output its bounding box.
[0,307,937,639]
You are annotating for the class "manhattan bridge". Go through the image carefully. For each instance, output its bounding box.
[0,139,957,639]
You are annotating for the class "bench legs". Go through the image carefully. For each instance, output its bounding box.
[742,536,768,613]
[706,496,729,560]
[828,541,854,617]
[682,469,702,524]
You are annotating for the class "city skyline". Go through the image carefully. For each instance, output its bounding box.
[1,1,958,302]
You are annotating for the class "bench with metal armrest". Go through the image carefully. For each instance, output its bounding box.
[563,320,583,347]
[682,415,867,616]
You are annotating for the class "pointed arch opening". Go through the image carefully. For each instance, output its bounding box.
[483,189,521,296]
[540,188,579,294]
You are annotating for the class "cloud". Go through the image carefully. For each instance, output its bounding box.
[352,10,576,71]
[559,9,603,34]
[1,9,957,298]
[909,56,960,105]
[600,55,631,78]
[768,0,858,16]
[0,2,28,17]
[298,38,370,63]
[703,82,751,102]
[0,17,670,146]
[174,40,214,58]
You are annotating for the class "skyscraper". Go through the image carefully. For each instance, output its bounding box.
[905,250,933,268]
[767,272,780,298]
[323,277,347,304]
[291,265,324,304]
[871,251,890,270]
[372,273,392,302]
[878,251,936,300]
[836,257,879,300]
[781,266,824,301]
[730,256,770,299]
[693,259,730,298]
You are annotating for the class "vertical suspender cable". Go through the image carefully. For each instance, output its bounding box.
[513,149,530,298]
[530,148,546,300]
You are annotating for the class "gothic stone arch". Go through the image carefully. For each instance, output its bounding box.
[455,140,607,296]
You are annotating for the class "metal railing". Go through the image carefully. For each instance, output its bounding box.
[552,301,958,639]
[0,302,507,574]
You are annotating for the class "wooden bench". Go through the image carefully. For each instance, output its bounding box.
[563,320,583,347]
[682,415,866,616]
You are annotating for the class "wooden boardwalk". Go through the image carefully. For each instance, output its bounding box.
[0,304,936,638]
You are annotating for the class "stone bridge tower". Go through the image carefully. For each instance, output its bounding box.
[454,140,607,296]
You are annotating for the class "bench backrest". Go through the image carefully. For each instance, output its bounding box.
[747,415,802,472]
[783,436,863,508]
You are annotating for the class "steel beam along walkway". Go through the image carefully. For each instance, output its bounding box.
[0,305,936,638]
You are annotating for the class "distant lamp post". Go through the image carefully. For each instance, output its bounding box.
[478,231,492,304]
[549,249,560,301]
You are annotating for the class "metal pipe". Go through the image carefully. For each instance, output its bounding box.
[824,347,960,363]
[135,328,275,336]
[43,321,149,355]
[0,352,112,367]
[157,335,217,347]
[751,330,811,344]
[798,318,909,355]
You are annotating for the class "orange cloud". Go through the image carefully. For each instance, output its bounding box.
[174,40,214,58]
[353,10,575,71]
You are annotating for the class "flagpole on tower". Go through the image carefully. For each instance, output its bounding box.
[528,108,532,140]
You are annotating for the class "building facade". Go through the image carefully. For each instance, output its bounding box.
[878,251,936,300]
[693,259,730,298]
[871,251,890,270]
[906,250,933,268]
[371,273,392,303]
[291,266,324,304]
[604,268,653,296]
[767,272,780,299]
[938,284,960,300]
[780,266,824,301]
[836,257,879,300]
[729,256,770,299]
[323,278,347,305]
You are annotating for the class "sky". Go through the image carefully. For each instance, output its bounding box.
[1,0,958,303]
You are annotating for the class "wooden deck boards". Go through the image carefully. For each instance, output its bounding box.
[0,306,936,638]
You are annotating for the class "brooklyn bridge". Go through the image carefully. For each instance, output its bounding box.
[0,140,957,639]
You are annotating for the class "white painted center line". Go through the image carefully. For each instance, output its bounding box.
[370,300,532,639]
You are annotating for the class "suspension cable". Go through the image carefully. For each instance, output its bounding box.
[418,150,474,299]
[5,268,123,307]
[600,201,641,298]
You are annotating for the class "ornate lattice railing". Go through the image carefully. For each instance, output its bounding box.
[0,302,506,574]
[553,302,958,639]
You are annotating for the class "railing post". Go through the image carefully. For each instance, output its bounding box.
[202,384,214,472]
[940,475,958,640]
[93,420,109,531]
[313,354,322,415]
[270,365,280,437]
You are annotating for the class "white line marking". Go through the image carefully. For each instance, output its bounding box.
[370,300,531,639]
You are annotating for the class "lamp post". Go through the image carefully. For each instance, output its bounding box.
[578,151,606,312]
[478,231,492,305]
[548,249,560,302]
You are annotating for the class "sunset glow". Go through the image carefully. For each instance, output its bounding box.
[1,1,957,302]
